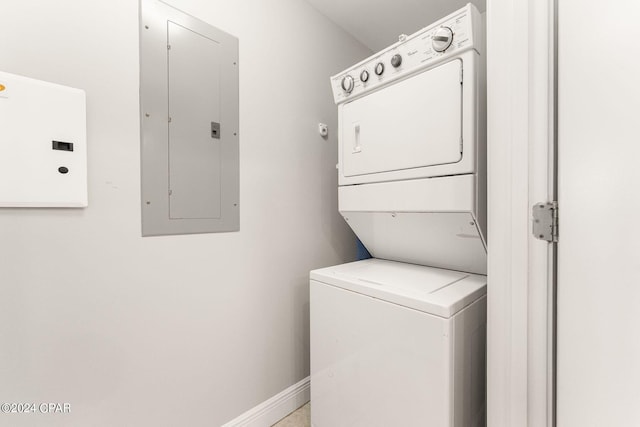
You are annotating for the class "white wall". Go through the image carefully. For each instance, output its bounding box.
[0,1,370,425]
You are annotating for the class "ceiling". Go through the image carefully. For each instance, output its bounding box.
[305,0,486,52]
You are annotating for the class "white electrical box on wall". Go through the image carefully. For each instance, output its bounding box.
[0,71,87,208]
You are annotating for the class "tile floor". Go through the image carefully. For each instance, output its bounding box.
[272,403,310,427]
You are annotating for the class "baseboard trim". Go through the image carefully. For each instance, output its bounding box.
[221,376,310,427]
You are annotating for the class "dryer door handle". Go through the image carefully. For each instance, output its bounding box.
[353,123,362,154]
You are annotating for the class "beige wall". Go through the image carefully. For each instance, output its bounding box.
[0,0,370,425]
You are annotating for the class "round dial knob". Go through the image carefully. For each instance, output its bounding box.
[374,62,385,76]
[391,54,402,68]
[432,27,454,52]
[360,70,370,83]
[341,75,354,93]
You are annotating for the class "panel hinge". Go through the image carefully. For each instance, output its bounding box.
[532,201,558,242]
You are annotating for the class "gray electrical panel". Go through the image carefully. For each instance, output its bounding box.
[140,0,239,236]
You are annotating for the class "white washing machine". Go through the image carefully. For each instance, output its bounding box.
[310,259,486,427]
[311,4,486,426]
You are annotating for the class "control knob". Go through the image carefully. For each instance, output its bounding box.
[391,54,402,68]
[432,27,454,52]
[341,75,354,93]
[374,62,385,76]
[360,70,369,82]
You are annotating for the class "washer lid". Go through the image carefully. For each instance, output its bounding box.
[310,259,486,318]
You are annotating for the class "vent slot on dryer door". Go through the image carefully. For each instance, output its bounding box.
[341,59,463,178]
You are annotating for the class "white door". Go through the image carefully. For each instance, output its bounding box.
[341,59,463,178]
[557,1,640,425]
[168,21,222,220]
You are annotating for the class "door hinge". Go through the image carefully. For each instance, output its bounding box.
[532,201,558,242]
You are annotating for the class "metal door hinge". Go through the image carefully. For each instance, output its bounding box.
[532,201,558,242]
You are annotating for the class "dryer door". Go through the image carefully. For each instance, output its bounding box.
[341,59,462,179]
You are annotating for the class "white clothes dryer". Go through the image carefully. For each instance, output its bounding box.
[331,3,486,275]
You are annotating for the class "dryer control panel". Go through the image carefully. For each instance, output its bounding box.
[331,3,482,104]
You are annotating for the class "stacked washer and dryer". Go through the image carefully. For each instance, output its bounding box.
[310,4,486,427]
